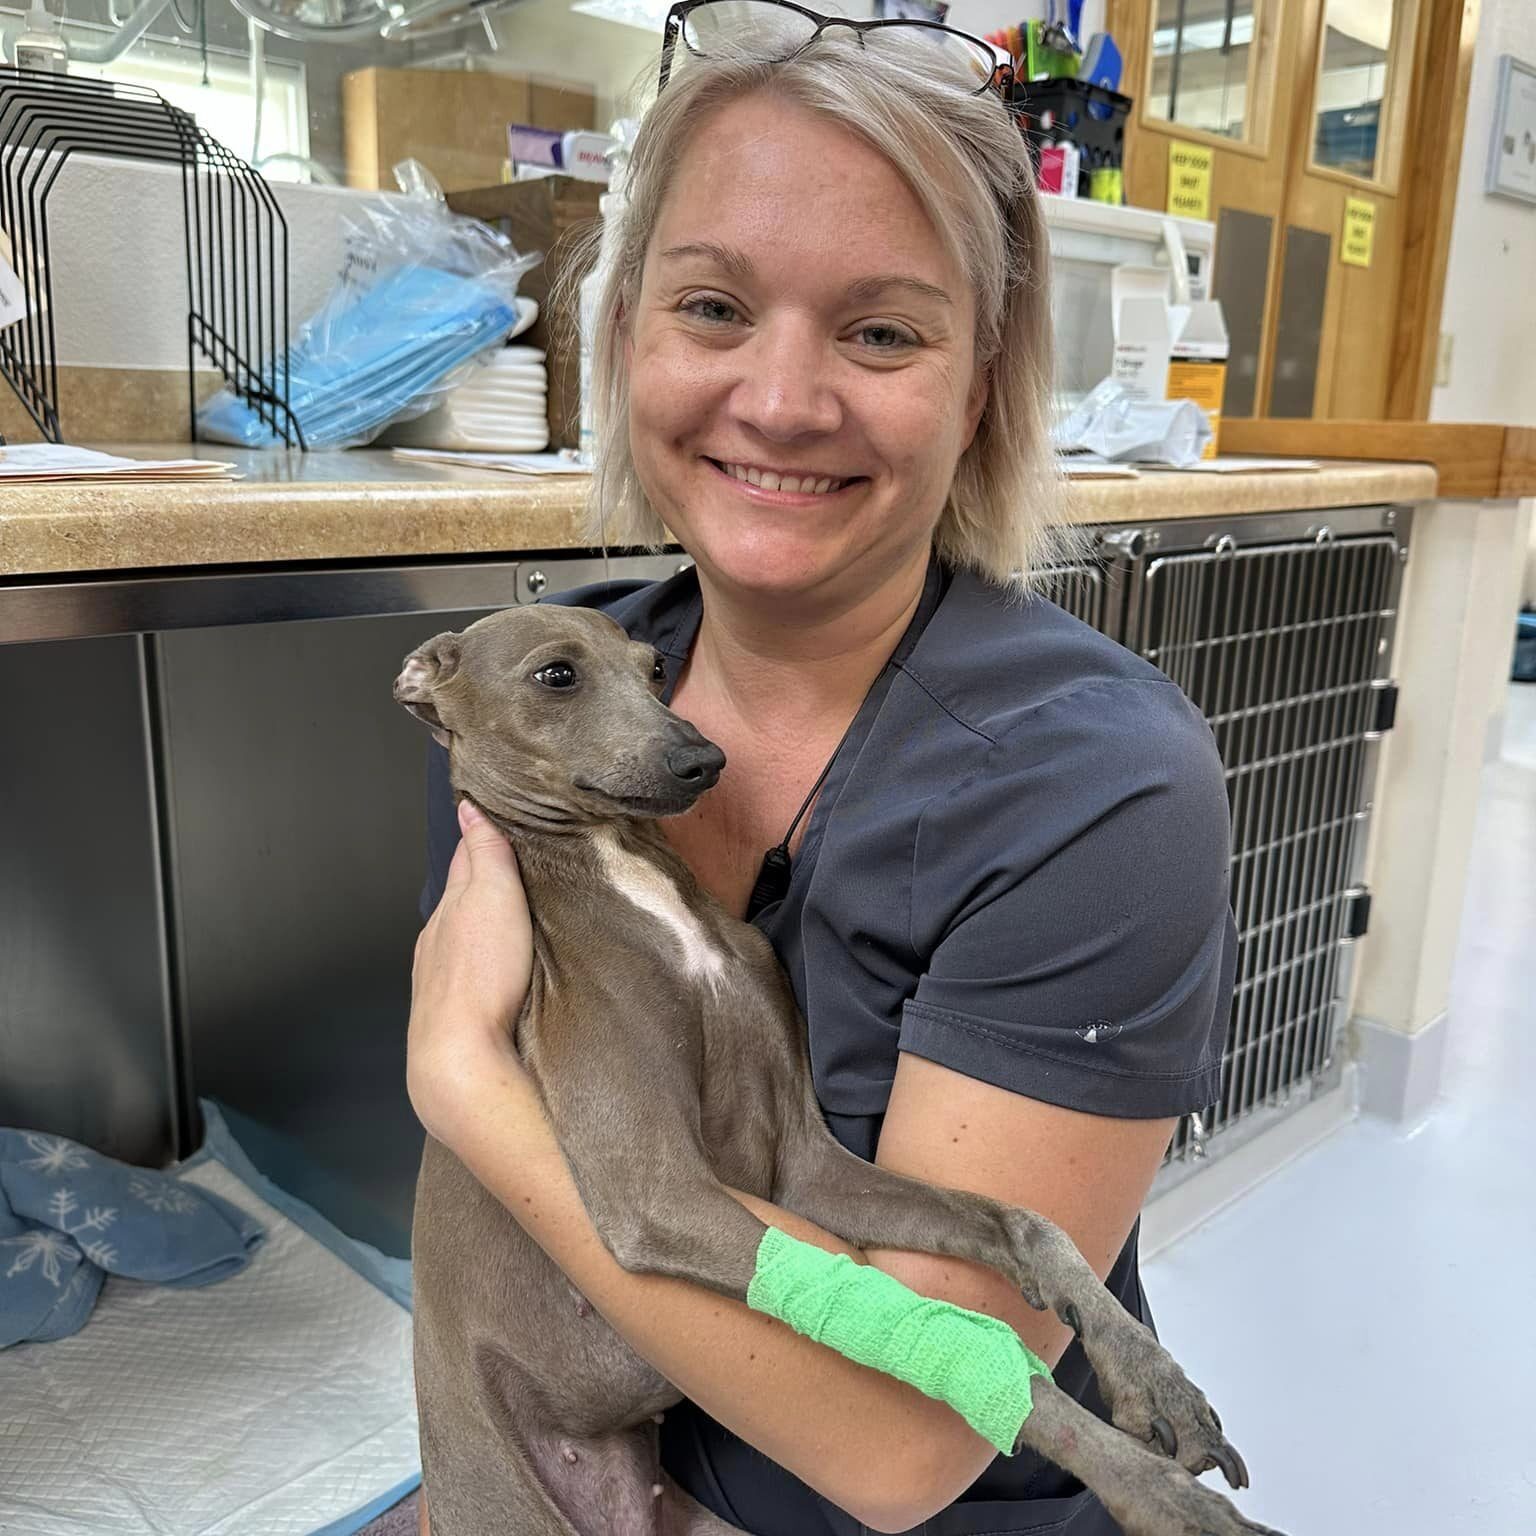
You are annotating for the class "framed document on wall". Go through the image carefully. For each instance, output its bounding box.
[1486,54,1536,207]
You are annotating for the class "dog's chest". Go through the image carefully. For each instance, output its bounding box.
[589,829,729,987]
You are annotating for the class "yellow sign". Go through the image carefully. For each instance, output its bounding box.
[1342,197,1376,267]
[1167,141,1213,220]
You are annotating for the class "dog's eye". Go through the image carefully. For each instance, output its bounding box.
[651,656,667,683]
[533,662,578,689]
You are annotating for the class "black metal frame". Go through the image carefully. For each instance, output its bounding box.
[0,66,301,446]
[658,0,1014,96]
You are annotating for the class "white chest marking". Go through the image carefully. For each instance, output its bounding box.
[591,829,727,987]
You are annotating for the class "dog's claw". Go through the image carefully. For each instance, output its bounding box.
[1062,1303,1083,1336]
[1213,1440,1249,1491]
[1150,1415,1178,1457]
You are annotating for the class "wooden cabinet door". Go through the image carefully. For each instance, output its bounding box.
[1110,0,1449,420]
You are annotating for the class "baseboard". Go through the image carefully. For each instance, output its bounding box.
[1353,1010,1450,1126]
[1140,1067,1359,1259]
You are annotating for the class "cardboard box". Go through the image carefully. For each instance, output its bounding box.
[446,177,605,451]
[343,68,594,194]
[1111,266,1229,458]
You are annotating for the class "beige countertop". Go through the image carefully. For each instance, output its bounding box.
[0,447,1439,579]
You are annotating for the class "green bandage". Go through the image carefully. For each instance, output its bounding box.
[746,1226,1051,1454]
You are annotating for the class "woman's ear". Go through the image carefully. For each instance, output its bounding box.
[962,365,991,452]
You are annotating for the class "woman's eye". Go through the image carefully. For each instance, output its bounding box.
[679,295,740,326]
[855,322,918,351]
[652,656,667,683]
[533,662,578,689]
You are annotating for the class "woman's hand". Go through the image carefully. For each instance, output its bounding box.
[407,798,534,1146]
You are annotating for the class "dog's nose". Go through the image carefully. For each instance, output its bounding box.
[666,741,726,786]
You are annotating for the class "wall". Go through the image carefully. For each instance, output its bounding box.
[1430,0,1536,428]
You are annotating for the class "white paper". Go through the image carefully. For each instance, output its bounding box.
[0,444,236,481]
[1057,455,1142,480]
[0,242,26,331]
[393,448,589,475]
[1134,456,1320,474]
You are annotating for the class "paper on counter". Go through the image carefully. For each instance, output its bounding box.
[392,448,589,475]
[1057,455,1142,480]
[0,444,238,481]
[1134,456,1320,474]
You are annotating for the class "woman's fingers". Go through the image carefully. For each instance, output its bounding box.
[443,798,523,891]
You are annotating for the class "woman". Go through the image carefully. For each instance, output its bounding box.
[409,6,1238,1533]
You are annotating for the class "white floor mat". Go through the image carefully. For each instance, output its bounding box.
[0,1156,418,1535]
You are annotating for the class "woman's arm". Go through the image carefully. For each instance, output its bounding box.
[411,805,1172,1532]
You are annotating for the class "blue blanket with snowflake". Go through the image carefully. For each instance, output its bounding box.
[0,1128,265,1349]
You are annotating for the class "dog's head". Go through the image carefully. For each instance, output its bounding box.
[394,605,725,827]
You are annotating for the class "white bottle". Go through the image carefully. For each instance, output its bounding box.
[12,1,69,73]
[577,191,619,468]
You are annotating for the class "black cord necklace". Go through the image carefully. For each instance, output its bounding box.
[743,695,876,921]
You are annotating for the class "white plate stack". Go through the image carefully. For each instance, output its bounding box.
[388,344,550,452]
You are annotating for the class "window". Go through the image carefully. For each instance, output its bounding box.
[1148,0,1260,141]
[51,19,313,182]
[1311,0,1394,179]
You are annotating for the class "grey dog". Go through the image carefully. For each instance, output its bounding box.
[395,602,1281,1536]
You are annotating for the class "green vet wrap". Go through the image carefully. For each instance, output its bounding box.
[745,1226,1052,1454]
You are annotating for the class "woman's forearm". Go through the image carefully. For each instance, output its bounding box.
[433,1054,1008,1532]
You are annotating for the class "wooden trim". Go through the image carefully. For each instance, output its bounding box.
[1220,418,1536,498]
[1304,161,1406,196]
[1387,0,1481,418]
[1500,429,1536,500]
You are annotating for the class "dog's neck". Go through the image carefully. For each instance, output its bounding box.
[504,815,732,991]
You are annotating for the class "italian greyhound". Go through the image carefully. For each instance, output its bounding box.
[394,603,1280,1536]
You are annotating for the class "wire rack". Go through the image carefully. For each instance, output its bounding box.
[1034,558,1109,633]
[1038,519,1405,1170]
[0,66,300,445]
[1136,533,1401,1157]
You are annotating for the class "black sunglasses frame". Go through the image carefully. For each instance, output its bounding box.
[658,0,1016,98]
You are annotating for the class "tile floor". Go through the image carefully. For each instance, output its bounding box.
[1143,684,1536,1535]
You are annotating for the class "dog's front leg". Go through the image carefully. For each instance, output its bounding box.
[770,1112,1285,1536]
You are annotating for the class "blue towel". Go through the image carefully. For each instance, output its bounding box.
[0,1128,264,1350]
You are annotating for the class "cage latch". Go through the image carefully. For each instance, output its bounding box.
[1344,887,1373,941]
[1368,681,1399,736]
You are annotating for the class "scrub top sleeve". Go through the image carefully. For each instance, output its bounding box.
[899,681,1235,1119]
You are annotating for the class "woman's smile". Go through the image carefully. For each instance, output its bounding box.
[701,456,866,503]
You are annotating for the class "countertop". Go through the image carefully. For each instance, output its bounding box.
[0,447,1439,579]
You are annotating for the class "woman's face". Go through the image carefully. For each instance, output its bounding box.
[627,93,986,610]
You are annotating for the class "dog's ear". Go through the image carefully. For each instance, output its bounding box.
[393,632,462,748]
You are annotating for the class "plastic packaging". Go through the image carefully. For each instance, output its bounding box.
[13,2,69,72]
[198,160,538,450]
[1053,377,1212,466]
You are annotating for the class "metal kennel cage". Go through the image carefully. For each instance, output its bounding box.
[1040,504,1410,1184]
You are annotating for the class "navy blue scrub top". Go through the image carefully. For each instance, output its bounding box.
[422,553,1239,1536]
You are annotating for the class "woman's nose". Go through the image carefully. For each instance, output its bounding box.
[730,320,843,441]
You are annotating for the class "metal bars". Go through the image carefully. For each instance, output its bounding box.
[1037,518,1404,1168]
[0,66,298,445]
[1035,559,1108,632]
[1135,533,1400,1154]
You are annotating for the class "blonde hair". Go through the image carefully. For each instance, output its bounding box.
[577,26,1078,592]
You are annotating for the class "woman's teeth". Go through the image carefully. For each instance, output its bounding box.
[718,461,845,496]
